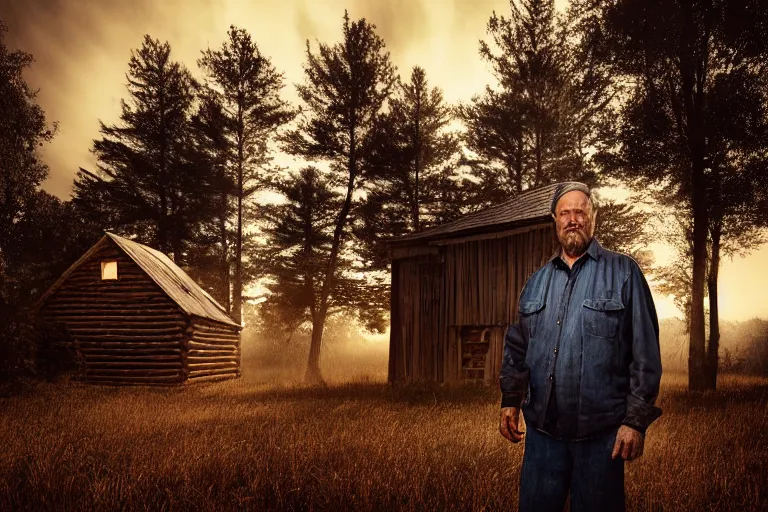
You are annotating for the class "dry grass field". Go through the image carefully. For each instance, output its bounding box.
[0,345,766,511]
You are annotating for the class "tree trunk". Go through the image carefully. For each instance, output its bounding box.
[304,126,357,384]
[688,158,709,391]
[170,196,182,265]
[158,83,170,257]
[534,126,543,186]
[305,307,326,385]
[704,216,721,390]
[219,192,230,313]
[515,138,524,194]
[413,87,421,232]
[172,229,182,266]
[681,0,710,393]
[412,156,420,231]
[232,105,244,325]
[233,183,242,324]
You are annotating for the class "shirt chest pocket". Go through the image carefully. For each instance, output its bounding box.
[582,298,624,339]
[518,300,545,340]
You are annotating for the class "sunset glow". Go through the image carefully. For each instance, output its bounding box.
[2,0,765,320]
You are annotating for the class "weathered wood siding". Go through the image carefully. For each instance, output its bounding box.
[40,240,186,384]
[389,223,557,384]
[186,316,241,383]
[388,252,443,382]
[39,238,241,385]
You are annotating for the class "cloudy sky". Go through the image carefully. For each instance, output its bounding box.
[2,0,767,320]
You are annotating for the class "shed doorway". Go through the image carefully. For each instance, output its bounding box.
[459,326,505,384]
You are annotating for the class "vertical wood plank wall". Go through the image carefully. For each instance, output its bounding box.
[389,224,557,383]
[388,253,442,382]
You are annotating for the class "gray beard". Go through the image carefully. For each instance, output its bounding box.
[561,231,591,257]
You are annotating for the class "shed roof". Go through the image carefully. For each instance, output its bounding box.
[37,232,240,328]
[393,182,560,243]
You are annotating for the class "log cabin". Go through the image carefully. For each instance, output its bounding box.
[35,232,241,385]
[388,183,561,385]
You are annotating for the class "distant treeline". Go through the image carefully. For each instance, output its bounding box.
[661,318,768,376]
[2,1,768,386]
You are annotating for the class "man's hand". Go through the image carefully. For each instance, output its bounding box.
[499,407,525,443]
[611,425,645,461]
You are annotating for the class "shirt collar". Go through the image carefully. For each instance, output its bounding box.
[548,237,602,267]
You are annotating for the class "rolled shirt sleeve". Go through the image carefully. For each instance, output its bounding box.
[499,322,530,408]
[621,261,663,433]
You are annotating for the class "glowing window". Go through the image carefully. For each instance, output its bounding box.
[101,260,118,280]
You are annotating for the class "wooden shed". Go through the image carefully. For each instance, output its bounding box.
[35,232,241,385]
[388,183,561,385]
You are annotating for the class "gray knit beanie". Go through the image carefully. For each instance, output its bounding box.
[550,182,591,215]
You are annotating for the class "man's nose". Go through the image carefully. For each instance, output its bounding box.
[565,212,581,223]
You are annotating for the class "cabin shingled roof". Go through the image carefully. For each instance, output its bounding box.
[37,232,240,328]
[392,182,560,243]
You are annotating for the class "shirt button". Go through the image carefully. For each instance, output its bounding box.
[554,348,558,355]
[549,373,554,380]
[556,320,561,325]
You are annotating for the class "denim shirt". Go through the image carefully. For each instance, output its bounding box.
[499,238,662,439]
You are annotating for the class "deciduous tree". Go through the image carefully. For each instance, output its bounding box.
[586,0,768,390]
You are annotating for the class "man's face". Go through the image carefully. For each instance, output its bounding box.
[553,191,594,257]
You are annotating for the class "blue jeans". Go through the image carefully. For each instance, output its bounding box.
[518,426,625,512]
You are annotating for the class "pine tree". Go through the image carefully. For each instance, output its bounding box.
[0,21,97,380]
[360,66,464,267]
[74,35,210,264]
[281,11,396,383]
[198,26,294,325]
[0,20,56,264]
[585,0,768,390]
[259,168,367,339]
[377,67,461,231]
[185,91,236,311]
[459,0,613,203]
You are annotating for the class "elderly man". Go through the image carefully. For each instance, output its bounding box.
[498,182,662,512]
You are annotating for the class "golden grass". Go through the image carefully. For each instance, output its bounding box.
[0,361,766,511]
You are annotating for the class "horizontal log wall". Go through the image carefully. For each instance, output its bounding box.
[185,316,241,382]
[40,239,186,385]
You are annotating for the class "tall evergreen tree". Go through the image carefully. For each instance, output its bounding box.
[459,88,527,202]
[360,66,465,267]
[198,26,294,325]
[281,11,396,383]
[73,35,209,264]
[373,67,461,231]
[185,91,236,311]
[0,21,98,379]
[258,167,385,345]
[459,0,613,204]
[0,20,56,266]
